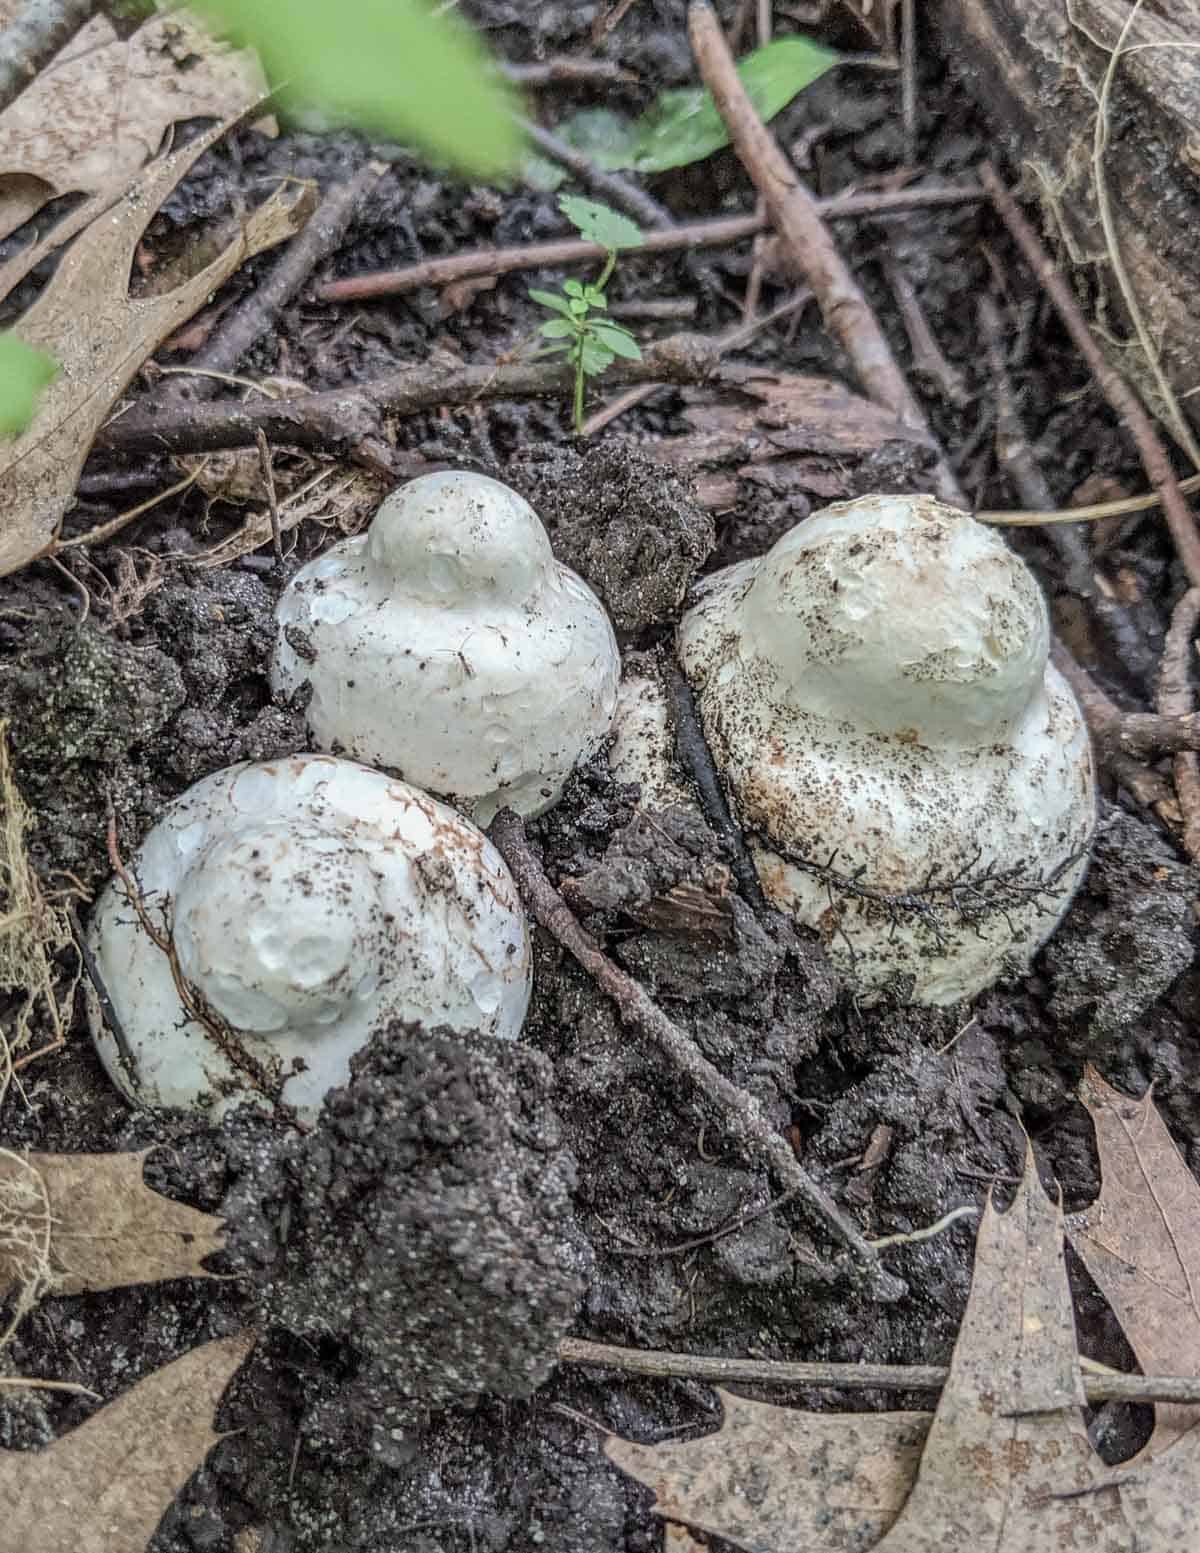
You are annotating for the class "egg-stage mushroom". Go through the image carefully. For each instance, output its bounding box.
[272,471,620,822]
[87,755,531,1119]
[675,494,1096,1005]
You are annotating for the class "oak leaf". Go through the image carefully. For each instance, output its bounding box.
[0,1334,252,1553]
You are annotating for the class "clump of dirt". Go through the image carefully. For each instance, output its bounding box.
[221,1026,589,1457]
[509,441,715,636]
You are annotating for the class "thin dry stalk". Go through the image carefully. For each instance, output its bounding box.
[1157,589,1200,858]
[978,162,1200,590]
[686,2,963,505]
[488,809,900,1295]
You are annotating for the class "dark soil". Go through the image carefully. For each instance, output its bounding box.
[1,3,1198,1551]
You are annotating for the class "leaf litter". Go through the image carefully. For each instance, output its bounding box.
[607,1117,1200,1552]
[0,117,313,575]
[1068,1064,1200,1450]
[0,1334,252,1553]
[0,6,266,242]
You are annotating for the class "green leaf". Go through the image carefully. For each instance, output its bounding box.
[190,0,523,179]
[582,286,607,307]
[580,339,615,375]
[538,318,577,339]
[558,195,644,251]
[629,35,840,174]
[528,288,575,317]
[590,323,643,360]
[0,334,58,439]
[563,279,586,298]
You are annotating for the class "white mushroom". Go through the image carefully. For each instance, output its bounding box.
[272,471,620,822]
[674,494,1096,1005]
[87,755,531,1120]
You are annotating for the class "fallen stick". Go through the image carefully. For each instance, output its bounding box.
[487,808,901,1296]
[687,1,964,506]
[558,1336,1200,1407]
[314,184,985,303]
[95,334,725,459]
[1157,589,1200,859]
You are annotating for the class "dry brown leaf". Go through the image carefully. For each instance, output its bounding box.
[606,1393,929,1550]
[0,10,265,241]
[1068,1065,1200,1449]
[871,1149,1130,1550]
[0,122,313,577]
[0,1333,252,1553]
[0,1149,224,1300]
[608,1148,1171,1552]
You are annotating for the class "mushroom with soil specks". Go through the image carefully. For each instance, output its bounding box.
[673,494,1096,1005]
[272,471,620,821]
[87,755,531,1119]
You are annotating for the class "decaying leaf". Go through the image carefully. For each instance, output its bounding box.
[0,1333,252,1553]
[607,1147,1188,1552]
[871,1150,1128,1550]
[0,1148,225,1300]
[0,120,313,576]
[0,8,265,241]
[645,369,932,510]
[606,1393,929,1550]
[1068,1065,1200,1449]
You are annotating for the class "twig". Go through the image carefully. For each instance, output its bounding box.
[314,185,985,303]
[978,162,1200,590]
[978,293,1157,688]
[887,261,969,407]
[255,429,284,564]
[95,335,726,459]
[503,57,636,87]
[0,0,97,116]
[1157,589,1200,858]
[518,119,673,231]
[52,466,205,554]
[487,810,899,1294]
[557,1336,1200,1407]
[900,0,918,165]
[164,162,385,399]
[687,3,963,505]
[1051,641,1174,808]
[591,0,641,43]
[579,286,810,436]
[661,657,766,911]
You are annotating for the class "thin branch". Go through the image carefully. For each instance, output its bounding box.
[95,334,725,459]
[487,809,900,1294]
[686,2,963,505]
[978,293,1157,688]
[978,161,1200,590]
[162,162,386,399]
[558,1336,1200,1407]
[0,0,97,116]
[1051,641,1174,808]
[1157,589,1200,858]
[503,57,636,87]
[314,185,985,304]
[518,119,673,231]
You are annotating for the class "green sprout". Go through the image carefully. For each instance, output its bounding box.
[528,196,645,434]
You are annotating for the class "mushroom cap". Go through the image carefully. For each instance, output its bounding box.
[676,495,1096,1004]
[87,756,532,1119]
[682,493,1049,746]
[272,471,620,822]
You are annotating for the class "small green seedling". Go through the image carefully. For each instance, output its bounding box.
[528,196,645,433]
